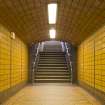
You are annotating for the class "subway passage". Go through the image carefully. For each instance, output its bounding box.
[0,0,105,105]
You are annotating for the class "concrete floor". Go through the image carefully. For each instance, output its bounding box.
[3,84,101,105]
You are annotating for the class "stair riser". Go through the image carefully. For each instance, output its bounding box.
[39,52,65,54]
[35,75,70,77]
[35,72,71,75]
[40,55,65,56]
[35,77,71,79]
[34,80,71,83]
[38,65,67,67]
[39,63,67,65]
[39,60,66,62]
[40,56,65,58]
[36,72,70,75]
[39,54,65,56]
[37,68,68,70]
[39,61,66,63]
[39,58,66,60]
[34,78,71,80]
[37,71,70,72]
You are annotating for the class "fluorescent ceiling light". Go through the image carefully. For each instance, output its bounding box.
[49,29,56,39]
[48,3,57,24]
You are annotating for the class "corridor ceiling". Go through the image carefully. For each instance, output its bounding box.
[0,0,105,45]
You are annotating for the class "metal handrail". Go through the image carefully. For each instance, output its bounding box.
[32,43,40,84]
[65,42,73,83]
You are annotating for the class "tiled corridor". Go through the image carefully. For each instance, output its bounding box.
[1,0,105,104]
[3,84,101,105]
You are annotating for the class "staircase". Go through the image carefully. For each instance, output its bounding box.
[34,52,71,83]
[43,41,63,52]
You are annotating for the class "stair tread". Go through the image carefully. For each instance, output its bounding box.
[40,56,65,57]
[36,74,70,76]
[39,60,66,61]
[38,63,67,65]
[40,59,65,60]
[40,52,65,53]
[40,56,65,59]
[38,66,67,68]
[40,58,65,59]
[38,64,67,67]
[34,81,71,83]
[39,62,66,64]
[39,61,66,62]
[35,75,70,76]
[35,75,70,79]
[37,68,68,70]
[35,78,70,80]
[38,68,67,69]
[35,78,70,79]
[39,54,65,56]
[40,55,65,57]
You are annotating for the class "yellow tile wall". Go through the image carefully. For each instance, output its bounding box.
[78,26,105,93]
[21,43,28,81]
[0,26,11,91]
[95,31,105,92]
[0,25,28,92]
[11,37,22,86]
[83,38,94,87]
[77,44,84,82]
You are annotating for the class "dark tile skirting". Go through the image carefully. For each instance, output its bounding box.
[0,82,27,104]
[78,81,105,105]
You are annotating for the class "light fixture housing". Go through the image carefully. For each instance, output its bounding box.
[11,32,15,39]
[49,29,56,39]
[48,3,57,24]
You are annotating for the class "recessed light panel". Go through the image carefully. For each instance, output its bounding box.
[48,3,57,24]
[49,29,56,39]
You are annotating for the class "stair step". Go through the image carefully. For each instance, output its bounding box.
[34,79,71,83]
[35,75,70,78]
[40,54,65,56]
[38,64,67,67]
[39,59,65,61]
[36,74,70,76]
[40,56,65,57]
[39,52,65,54]
[35,77,70,80]
[36,72,70,75]
[37,70,69,72]
[37,67,68,69]
[39,57,65,59]
[39,62,67,65]
[39,59,66,62]
[39,61,66,63]
[40,55,65,57]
